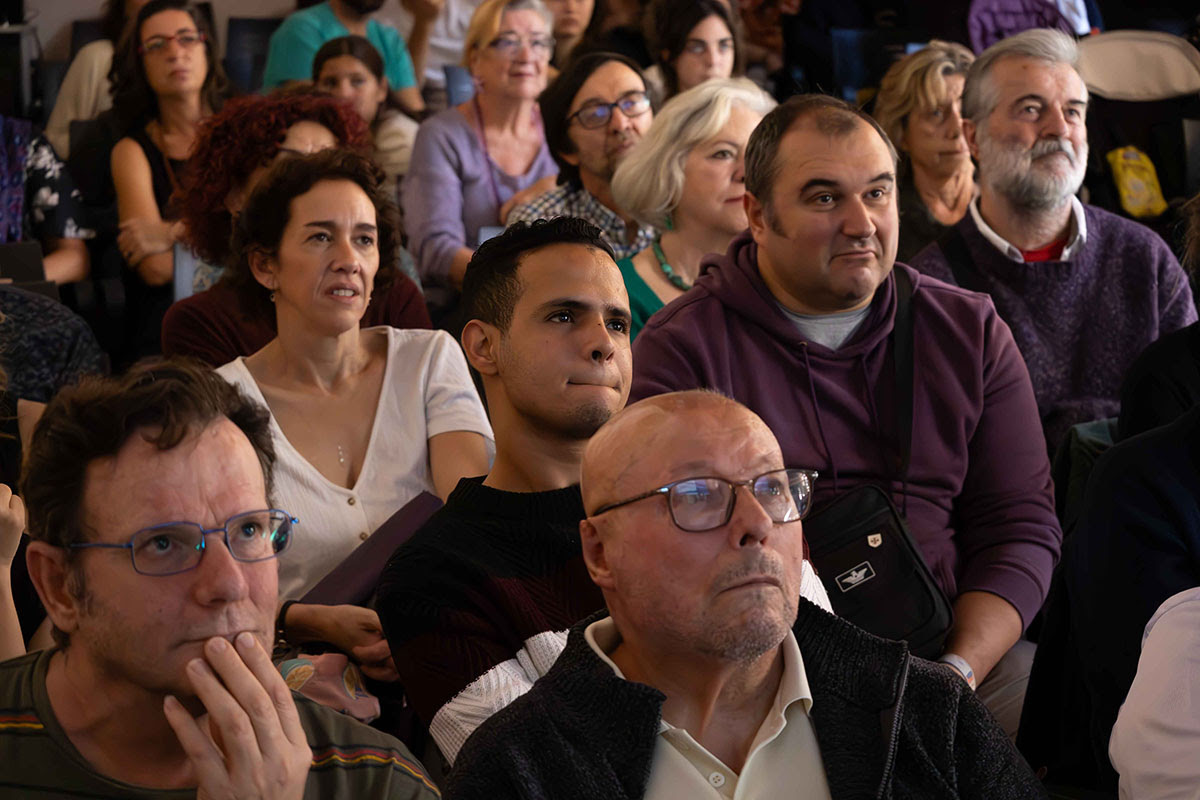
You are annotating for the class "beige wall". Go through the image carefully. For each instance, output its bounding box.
[30,0,296,61]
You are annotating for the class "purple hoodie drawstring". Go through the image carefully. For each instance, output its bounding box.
[799,342,840,492]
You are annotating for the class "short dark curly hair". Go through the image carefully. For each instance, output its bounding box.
[227,149,399,323]
[462,217,615,331]
[180,92,371,267]
[109,0,230,135]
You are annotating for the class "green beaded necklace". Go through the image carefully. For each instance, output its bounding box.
[652,237,692,291]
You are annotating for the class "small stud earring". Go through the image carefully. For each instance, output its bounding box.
[269,290,276,303]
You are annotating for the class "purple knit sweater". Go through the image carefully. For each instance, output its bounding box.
[909,204,1196,448]
[631,233,1062,628]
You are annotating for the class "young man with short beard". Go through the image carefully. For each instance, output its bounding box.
[910,28,1195,449]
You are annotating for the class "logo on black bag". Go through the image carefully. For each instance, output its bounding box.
[835,561,876,592]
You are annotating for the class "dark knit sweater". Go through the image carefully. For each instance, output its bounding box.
[445,600,1047,800]
[909,204,1196,449]
[376,477,603,742]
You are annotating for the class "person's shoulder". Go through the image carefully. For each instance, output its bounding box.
[508,184,571,222]
[0,651,46,722]
[279,1,332,31]
[904,263,998,317]
[378,325,459,358]
[73,38,114,65]
[1083,203,1174,253]
[293,693,441,798]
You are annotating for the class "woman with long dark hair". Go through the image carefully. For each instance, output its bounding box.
[108,0,229,357]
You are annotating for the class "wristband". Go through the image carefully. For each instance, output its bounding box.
[938,653,977,691]
[275,600,298,648]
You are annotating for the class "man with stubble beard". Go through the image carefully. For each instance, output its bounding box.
[910,28,1195,449]
[506,52,658,259]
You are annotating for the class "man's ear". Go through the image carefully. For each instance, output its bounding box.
[745,191,769,243]
[460,319,502,376]
[580,518,615,590]
[25,542,82,641]
[962,118,980,161]
[247,247,279,291]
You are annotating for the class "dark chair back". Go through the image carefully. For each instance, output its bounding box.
[70,19,106,59]
[224,16,284,94]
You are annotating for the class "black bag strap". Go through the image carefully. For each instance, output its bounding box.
[892,268,914,481]
[935,225,989,296]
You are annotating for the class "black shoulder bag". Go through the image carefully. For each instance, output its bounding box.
[801,269,954,660]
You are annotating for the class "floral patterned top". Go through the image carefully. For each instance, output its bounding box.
[22,132,95,243]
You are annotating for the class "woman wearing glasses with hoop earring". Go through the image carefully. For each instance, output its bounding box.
[401,0,559,322]
[109,0,230,360]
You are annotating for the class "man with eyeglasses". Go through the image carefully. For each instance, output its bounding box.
[506,51,658,259]
[2,361,438,799]
[444,390,1044,799]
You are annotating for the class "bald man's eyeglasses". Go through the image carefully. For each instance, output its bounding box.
[589,469,817,532]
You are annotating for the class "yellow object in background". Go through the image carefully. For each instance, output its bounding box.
[1106,146,1168,218]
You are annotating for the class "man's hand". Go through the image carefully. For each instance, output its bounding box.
[164,632,312,800]
[285,603,400,682]
[0,485,25,569]
[118,217,177,265]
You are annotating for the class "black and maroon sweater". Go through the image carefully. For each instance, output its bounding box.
[376,476,604,762]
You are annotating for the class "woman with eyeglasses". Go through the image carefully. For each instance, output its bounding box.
[402,0,559,319]
[109,0,229,359]
[644,0,743,101]
[611,78,773,338]
[313,36,420,199]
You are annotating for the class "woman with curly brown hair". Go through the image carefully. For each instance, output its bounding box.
[161,90,431,366]
[108,0,230,358]
[214,149,491,671]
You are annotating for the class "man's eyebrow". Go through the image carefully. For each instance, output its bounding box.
[534,297,632,320]
[799,172,893,193]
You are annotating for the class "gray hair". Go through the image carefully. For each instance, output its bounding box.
[962,28,1080,122]
[611,78,775,230]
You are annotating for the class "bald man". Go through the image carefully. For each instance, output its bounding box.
[444,391,1045,799]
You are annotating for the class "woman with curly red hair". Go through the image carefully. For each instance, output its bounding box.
[162,90,431,366]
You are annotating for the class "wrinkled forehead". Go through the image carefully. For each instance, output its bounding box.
[81,420,268,541]
[586,401,782,506]
[989,55,1087,106]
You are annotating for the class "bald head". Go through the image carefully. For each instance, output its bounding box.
[582,391,778,515]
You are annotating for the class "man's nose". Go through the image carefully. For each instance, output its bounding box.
[842,196,876,240]
[191,534,251,606]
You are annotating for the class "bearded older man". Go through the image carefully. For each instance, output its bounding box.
[443,391,1046,799]
[910,28,1195,449]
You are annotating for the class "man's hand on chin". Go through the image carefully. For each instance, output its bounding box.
[163,632,312,799]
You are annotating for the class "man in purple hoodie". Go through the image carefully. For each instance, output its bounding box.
[630,93,1062,737]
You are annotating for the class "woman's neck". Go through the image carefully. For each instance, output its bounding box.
[555,34,581,65]
[659,222,736,283]
[156,93,204,136]
[911,161,975,218]
[252,312,371,392]
[475,92,538,138]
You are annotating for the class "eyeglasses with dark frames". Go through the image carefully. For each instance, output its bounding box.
[567,90,652,130]
[67,509,296,576]
[139,30,206,56]
[589,469,818,532]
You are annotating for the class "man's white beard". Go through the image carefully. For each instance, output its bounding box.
[978,125,1087,212]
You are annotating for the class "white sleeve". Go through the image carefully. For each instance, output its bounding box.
[1110,586,1200,800]
[430,629,568,764]
[44,41,114,158]
[422,330,494,443]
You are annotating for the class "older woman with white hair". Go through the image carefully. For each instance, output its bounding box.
[610,77,774,338]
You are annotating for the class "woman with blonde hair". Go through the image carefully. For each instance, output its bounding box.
[402,0,559,319]
[610,77,774,337]
[873,40,976,261]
